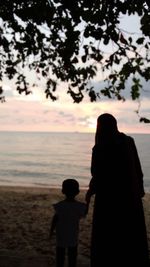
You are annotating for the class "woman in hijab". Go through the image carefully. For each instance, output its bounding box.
[86,113,149,267]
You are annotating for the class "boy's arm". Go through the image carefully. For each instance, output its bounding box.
[49,213,58,238]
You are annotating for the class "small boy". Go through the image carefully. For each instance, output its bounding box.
[50,178,87,267]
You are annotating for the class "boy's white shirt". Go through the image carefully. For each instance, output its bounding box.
[53,199,86,247]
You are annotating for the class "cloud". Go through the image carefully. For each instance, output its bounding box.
[0,76,150,133]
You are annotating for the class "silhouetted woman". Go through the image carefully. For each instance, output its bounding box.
[86,113,149,267]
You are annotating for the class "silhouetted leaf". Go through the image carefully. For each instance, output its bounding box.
[136,37,145,45]
[140,117,150,123]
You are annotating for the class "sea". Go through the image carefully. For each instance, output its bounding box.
[0,132,150,192]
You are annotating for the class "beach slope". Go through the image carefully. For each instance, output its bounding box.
[0,186,149,267]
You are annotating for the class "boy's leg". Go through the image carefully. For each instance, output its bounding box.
[56,246,65,267]
[68,246,77,267]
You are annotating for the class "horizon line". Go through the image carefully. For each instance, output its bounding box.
[0,130,149,135]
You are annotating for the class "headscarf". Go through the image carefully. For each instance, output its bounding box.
[95,113,119,144]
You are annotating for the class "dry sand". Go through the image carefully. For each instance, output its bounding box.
[0,186,91,267]
[0,186,150,267]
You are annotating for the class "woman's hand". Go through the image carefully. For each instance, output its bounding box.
[85,190,92,205]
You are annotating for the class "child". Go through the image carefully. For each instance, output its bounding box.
[50,178,87,267]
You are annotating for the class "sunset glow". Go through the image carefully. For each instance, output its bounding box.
[0,83,150,134]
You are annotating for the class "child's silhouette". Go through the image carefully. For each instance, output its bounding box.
[50,179,87,267]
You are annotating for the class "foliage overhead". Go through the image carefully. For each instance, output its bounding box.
[0,0,150,122]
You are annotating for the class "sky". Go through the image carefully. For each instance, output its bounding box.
[1,81,150,133]
[0,14,150,134]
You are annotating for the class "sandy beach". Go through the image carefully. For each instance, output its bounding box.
[0,186,150,267]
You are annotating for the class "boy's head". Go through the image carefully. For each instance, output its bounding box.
[62,179,80,198]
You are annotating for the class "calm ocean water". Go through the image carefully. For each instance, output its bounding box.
[0,132,150,192]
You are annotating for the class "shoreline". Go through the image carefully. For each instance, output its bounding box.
[0,183,89,191]
[0,185,150,267]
